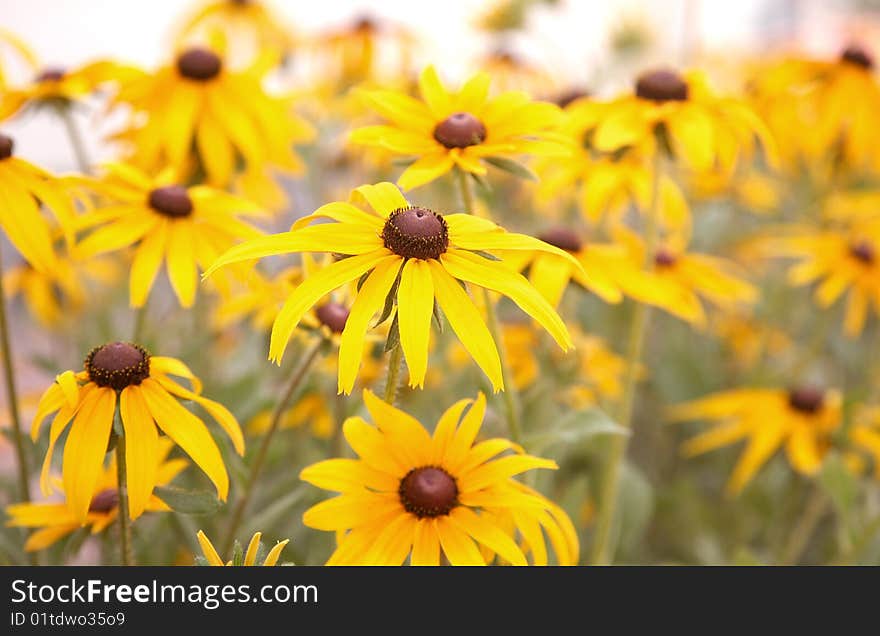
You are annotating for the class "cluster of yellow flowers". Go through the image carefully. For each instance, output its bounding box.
[0,1,879,567]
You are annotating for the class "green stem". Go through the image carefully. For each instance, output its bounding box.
[56,104,91,174]
[383,344,404,405]
[0,244,31,503]
[332,391,347,456]
[455,168,522,444]
[779,486,828,565]
[590,151,663,565]
[115,434,135,565]
[221,338,323,555]
[132,301,148,343]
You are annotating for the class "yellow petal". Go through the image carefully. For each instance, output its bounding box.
[397,259,434,388]
[119,386,159,520]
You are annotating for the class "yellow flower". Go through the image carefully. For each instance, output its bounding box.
[0,28,37,89]
[31,342,244,521]
[197,530,289,566]
[614,228,759,327]
[711,311,792,369]
[301,390,578,565]
[0,63,107,122]
[558,327,629,409]
[5,439,186,552]
[669,386,842,494]
[766,220,880,337]
[74,162,265,308]
[0,133,77,272]
[4,245,118,328]
[476,49,556,96]
[447,322,539,390]
[849,404,880,479]
[108,43,313,194]
[205,182,577,393]
[350,65,568,190]
[248,393,334,439]
[592,69,774,174]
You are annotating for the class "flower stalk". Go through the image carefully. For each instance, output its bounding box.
[115,430,135,566]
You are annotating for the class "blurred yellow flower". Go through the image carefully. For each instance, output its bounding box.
[0,28,37,89]
[0,63,113,122]
[31,342,243,521]
[301,390,578,565]
[669,386,842,494]
[249,393,334,439]
[197,530,289,566]
[350,65,568,190]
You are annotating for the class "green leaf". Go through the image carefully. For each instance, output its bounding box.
[469,170,492,193]
[231,540,244,566]
[470,250,501,261]
[524,407,628,454]
[193,556,210,567]
[432,301,444,333]
[154,486,222,516]
[818,453,858,519]
[375,266,403,327]
[616,461,655,555]
[384,314,400,353]
[483,156,537,181]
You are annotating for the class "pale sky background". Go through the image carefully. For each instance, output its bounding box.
[0,0,874,170]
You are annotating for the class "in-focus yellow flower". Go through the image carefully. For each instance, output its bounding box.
[301,390,578,565]
[350,65,567,190]
[0,132,76,272]
[4,251,118,328]
[31,342,244,521]
[197,530,289,566]
[74,162,265,308]
[5,439,186,552]
[669,386,842,494]
[592,68,774,174]
[108,43,313,196]
[205,182,577,393]
[614,228,759,327]
[765,220,880,337]
[249,393,334,439]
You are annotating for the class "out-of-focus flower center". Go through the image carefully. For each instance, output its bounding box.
[148,186,193,218]
[538,227,583,253]
[554,88,590,108]
[433,112,487,149]
[176,48,222,81]
[788,386,825,414]
[0,134,13,160]
[849,240,875,265]
[841,44,874,70]
[315,302,350,333]
[399,466,458,518]
[353,15,377,32]
[382,206,449,260]
[86,342,151,391]
[654,248,678,267]
[36,67,66,82]
[89,488,120,513]
[635,69,689,102]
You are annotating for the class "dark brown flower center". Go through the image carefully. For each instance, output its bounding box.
[554,88,590,108]
[353,15,378,32]
[315,302,350,333]
[36,67,66,82]
[382,206,449,260]
[85,342,150,391]
[538,227,583,253]
[635,69,689,102]
[0,134,13,160]
[399,466,458,518]
[841,44,874,70]
[89,488,119,513]
[654,248,678,267]
[176,48,222,81]
[788,386,824,414]
[433,112,487,149]
[148,186,193,218]
[850,240,875,265]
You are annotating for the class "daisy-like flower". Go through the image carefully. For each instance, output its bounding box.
[205,182,577,393]
[614,228,759,327]
[108,42,313,195]
[0,63,106,122]
[301,390,578,565]
[669,386,842,494]
[5,439,186,552]
[31,341,244,521]
[196,530,289,566]
[765,221,880,337]
[0,132,77,272]
[350,65,568,190]
[592,68,774,174]
[74,162,265,308]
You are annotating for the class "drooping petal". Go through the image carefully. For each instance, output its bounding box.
[396,259,434,388]
[119,386,159,520]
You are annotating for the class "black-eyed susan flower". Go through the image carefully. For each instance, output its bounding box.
[669,386,842,494]
[74,162,265,308]
[0,133,76,272]
[5,439,186,552]
[766,221,880,337]
[107,43,314,198]
[301,390,578,565]
[592,68,774,174]
[205,182,577,393]
[31,342,244,521]
[196,530,289,566]
[350,65,568,191]
[0,64,105,122]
